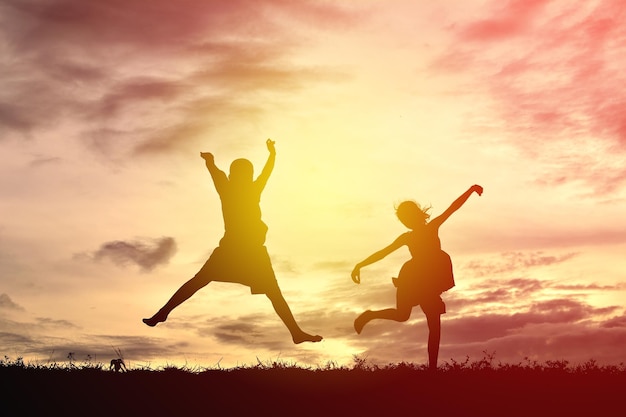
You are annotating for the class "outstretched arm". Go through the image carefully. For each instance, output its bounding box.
[200,152,227,193]
[255,139,276,191]
[351,234,407,284]
[429,184,483,229]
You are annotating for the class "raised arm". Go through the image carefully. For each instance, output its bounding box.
[351,234,407,284]
[200,152,227,193]
[255,139,276,191]
[429,184,483,229]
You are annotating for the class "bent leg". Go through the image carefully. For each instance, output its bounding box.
[426,313,441,370]
[143,273,212,327]
[265,288,322,344]
[354,290,412,334]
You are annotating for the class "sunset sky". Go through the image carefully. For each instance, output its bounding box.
[1,0,626,369]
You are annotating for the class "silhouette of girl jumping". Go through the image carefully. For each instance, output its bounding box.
[144,139,322,344]
[351,185,483,369]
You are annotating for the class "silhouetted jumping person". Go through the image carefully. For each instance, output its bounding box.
[143,139,322,344]
[351,184,483,369]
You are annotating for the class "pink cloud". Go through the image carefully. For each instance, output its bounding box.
[464,251,578,277]
[601,313,626,328]
[443,298,615,343]
[443,324,626,365]
[0,0,356,155]
[459,0,551,41]
[434,0,626,195]
[4,1,275,50]
[554,282,626,291]
[447,275,624,316]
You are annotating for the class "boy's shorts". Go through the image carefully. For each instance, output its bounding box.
[195,244,280,295]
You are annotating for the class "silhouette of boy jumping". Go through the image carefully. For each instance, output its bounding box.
[351,185,483,369]
[143,139,322,344]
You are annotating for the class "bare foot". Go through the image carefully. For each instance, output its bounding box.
[292,332,323,344]
[354,310,371,334]
[142,311,167,327]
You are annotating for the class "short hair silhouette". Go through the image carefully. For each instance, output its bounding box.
[229,158,254,182]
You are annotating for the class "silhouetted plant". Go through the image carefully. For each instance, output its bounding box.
[1,355,24,368]
[575,358,600,374]
[544,359,570,371]
[318,360,342,371]
[442,355,471,372]
[3,350,626,376]
[67,352,76,368]
[470,350,496,371]
[521,356,542,371]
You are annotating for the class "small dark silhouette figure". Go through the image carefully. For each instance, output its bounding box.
[143,139,322,344]
[351,184,483,370]
[110,358,127,372]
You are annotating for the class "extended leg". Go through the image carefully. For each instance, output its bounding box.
[266,288,322,344]
[426,313,441,370]
[143,274,211,327]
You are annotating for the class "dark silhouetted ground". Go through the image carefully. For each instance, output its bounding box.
[3,358,625,416]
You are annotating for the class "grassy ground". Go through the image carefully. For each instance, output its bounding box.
[3,355,625,416]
